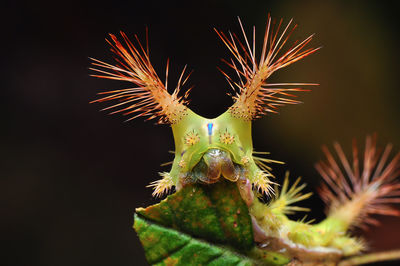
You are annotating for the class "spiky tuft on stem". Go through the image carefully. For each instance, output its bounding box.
[215,15,320,120]
[269,172,313,215]
[252,170,276,197]
[147,172,174,198]
[252,150,284,196]
[315,135,400,230]
[90,31,191,124]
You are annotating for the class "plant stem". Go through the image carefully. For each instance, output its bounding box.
[338,250,400,266]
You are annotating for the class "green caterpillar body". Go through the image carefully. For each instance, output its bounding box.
[91,16,400,264]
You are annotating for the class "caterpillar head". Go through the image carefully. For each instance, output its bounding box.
[90,15,319,197]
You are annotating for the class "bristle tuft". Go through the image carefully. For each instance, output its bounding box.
[253,170,275,196]
[90,32,190,124]
[215,15,319,120]
[315,135,400,229]
[269,172,313,215]
[147,172,174,198]
[253,150,284,173]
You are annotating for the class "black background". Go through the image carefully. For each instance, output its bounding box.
[2,0,400,265]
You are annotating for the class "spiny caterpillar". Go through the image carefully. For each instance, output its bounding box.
[90,15,319,196]
[91,15,400,264]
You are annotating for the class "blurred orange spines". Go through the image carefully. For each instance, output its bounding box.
[90,31,191,124]
[316,135,400,229]
[215,15,320,120]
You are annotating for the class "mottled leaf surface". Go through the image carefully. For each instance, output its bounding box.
[134,180,289,265]
[136,180,253,250]
[134,215,255,265]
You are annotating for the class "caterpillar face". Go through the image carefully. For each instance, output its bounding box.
[170,109,259,189]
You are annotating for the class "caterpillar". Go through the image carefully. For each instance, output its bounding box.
[90,15,319,197]
[90,15,400,263]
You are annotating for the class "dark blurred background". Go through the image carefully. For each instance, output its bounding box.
[2,0,400,265]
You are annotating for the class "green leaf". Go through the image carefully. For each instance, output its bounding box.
[136,180,253,251]
[134,180,290,265]
[134,215,255,265]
